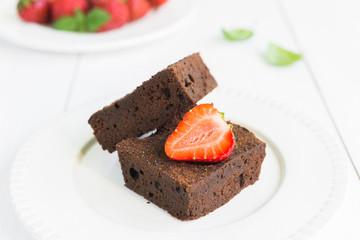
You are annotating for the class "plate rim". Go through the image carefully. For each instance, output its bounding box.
[9,86,348,240]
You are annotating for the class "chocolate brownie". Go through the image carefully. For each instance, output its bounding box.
[117,124,266,220]
[88,53,218,152]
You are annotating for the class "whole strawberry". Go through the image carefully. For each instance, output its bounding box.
[128,0,151,21]
[17,0,50,23]
[94,0,130,32]
[165,104,235,162]
[87,0,109,6]
[148,0,167,7]
[51,0,88,21]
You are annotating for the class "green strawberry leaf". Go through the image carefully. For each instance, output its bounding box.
[74,9,86,32]
[53,17,78,32]
[264,42,303,66]
[85,8,111,32]
[17,0,34,10]
[222,29,253,41]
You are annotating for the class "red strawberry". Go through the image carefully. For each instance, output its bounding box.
[94,0,130,32]
[51,0,88,21]
[17,0,50,23]
[128,0,151,21]
[165,104,235,162]
[148,0,167,7]
[88,0,106,6]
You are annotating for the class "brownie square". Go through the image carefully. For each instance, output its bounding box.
[116,124,266,220]
[88,53,217,152]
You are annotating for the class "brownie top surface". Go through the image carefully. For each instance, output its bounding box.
[117,124,265,185]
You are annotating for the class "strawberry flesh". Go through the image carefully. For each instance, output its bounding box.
[165,104,235,162]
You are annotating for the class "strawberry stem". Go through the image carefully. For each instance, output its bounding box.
[219,112,225,122]
[219,111,237,148]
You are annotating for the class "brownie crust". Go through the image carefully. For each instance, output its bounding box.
[88,53,217,152]
[117,124,266,220]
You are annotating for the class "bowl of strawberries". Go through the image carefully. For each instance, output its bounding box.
[18,0,168,32]
[0,0,194,52]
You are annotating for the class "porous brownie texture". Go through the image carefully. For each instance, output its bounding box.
[117,124,266,220]
[88,53,217,152]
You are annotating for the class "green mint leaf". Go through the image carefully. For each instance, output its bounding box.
[53,17,77,32]
[53,9,87,32]
[264,43,302,66]
[222,29,253,41]
[85,8,111,32]
[74,9,86,32]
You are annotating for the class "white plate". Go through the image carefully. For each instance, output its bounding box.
[10,87,347,240]
[0,0,194,53]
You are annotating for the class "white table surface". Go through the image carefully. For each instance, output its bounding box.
[1,0,360,239]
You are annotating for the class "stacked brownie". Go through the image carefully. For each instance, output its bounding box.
[89,53,217,152]
[117,124,265,220]
[88,53,266,220]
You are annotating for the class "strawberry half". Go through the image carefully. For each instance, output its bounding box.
[165,104,235,162]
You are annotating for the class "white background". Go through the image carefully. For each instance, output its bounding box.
[1,0,360,239]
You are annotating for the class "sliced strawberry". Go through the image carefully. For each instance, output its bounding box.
[148,0,167,7]
[165,104,235,162]
[128,0,151,21]
[17,0,50,23]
